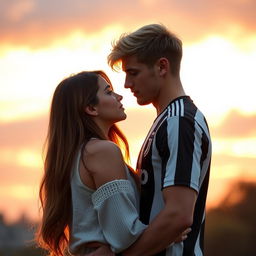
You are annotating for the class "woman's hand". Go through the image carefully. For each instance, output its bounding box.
[174,227,192,243]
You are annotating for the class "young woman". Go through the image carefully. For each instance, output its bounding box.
[37,70,146,256]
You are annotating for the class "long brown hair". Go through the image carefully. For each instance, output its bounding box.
[37,71,130,256]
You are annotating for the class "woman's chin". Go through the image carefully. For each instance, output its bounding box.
[116,114,127,122]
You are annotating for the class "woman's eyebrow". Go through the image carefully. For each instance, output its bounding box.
[104,85,111,91]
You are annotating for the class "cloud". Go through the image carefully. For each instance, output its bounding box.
[0,115,48,148]
[211,110,256,138]
[4,0,35,22]
[0,115,46,186]
[213,153,256,169]
[0,164,41,185]
[0,0,255,48]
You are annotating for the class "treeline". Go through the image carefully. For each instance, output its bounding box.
[205,181,256,256]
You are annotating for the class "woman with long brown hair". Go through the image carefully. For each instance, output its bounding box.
[37,70,147,255]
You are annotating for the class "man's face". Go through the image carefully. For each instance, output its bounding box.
[122,55,160,106]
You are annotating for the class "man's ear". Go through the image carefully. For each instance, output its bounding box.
[85,105,98,116]
[157,57,169,76]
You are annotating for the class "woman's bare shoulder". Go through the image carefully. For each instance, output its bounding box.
[83,139,124,170]
[82,139,126,187]
[85,139,121,156]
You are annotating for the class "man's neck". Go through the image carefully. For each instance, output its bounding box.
[153,79,185,115]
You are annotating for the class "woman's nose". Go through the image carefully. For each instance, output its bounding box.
[115,93,123,101]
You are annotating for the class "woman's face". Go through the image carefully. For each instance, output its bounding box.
[93,75,126,124]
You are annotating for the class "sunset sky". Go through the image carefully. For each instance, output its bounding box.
[0,0,256,223]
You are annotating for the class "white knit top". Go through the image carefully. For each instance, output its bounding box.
[69,149,146,255]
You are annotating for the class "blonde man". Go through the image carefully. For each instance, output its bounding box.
[106,24,212,256]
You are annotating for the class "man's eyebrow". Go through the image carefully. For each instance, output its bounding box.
[124,68,138,72]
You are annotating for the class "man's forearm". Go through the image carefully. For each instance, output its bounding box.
[122,186,196,256]
[122,210,187,256]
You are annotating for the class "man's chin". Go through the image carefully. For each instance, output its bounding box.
[137,98,151,106]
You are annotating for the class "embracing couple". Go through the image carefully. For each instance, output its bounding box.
[37,24,212,256]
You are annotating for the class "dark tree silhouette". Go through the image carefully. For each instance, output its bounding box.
[205,181,256,256]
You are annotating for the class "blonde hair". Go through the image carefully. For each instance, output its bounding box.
[108,24,183,75]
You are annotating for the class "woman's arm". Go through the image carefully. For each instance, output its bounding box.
[80,140,146,253]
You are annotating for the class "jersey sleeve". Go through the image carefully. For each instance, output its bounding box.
[92,179,147,253]
[157,116,204,192]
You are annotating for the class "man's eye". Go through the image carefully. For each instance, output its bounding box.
[107,90,113,94]
[130,71,138,76]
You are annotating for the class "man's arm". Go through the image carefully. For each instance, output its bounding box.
[122,185,197,256]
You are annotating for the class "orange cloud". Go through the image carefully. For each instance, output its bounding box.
[0,163,41,185]
[211,110,256,138]
[4,0,35,22]
[0,117,45,184]
[213,153,256,170]
[0,115,48,148]
[0,0,255,48]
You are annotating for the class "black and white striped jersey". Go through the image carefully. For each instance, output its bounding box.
[137,96,212,256]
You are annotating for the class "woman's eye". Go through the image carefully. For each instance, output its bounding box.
[107,90,113,95]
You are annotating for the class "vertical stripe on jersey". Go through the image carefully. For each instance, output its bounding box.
[183,167,210,255]
[139,149,155,225]
[190,121,203,191]
[150,135,165,221]
[163,117,179,186]
[194,228,203,256]
[199,131,210,186]
[175,100,180,116]
[174,100,198,188]
[180,99,185,116]
[156,121,170,189]
[174,116,196,187]
[195,110,211,187]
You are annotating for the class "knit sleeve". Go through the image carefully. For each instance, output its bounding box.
[92,179,147,253]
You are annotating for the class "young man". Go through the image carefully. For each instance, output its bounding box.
[107,24,212,256]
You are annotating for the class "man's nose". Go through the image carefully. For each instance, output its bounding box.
[124,77,133,89]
